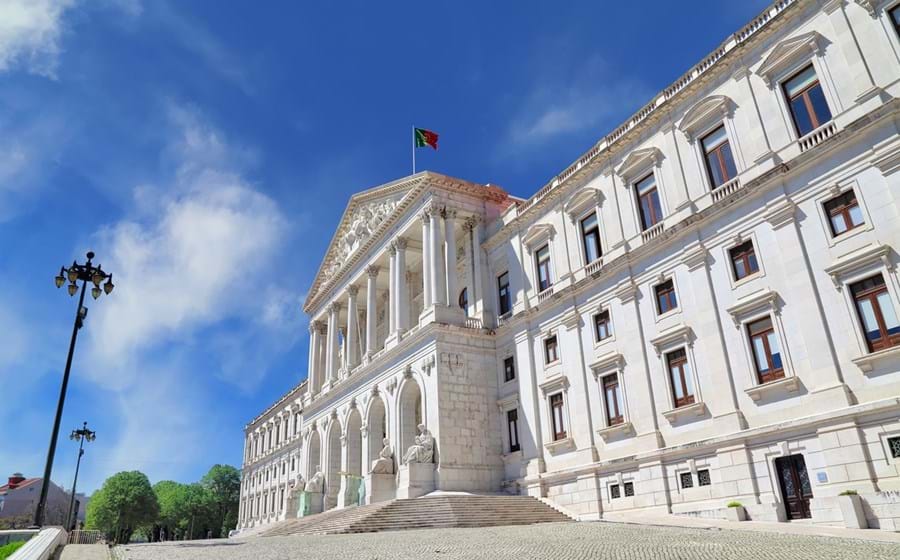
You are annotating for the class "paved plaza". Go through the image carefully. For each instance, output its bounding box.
[117,522,900,560]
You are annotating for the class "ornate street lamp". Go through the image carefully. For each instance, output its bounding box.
[34,252,114,528]
[65,422,96,531]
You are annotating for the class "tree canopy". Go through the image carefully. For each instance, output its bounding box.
[200,464,241,538]
[85,471,159,543]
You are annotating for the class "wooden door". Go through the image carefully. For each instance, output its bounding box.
[775,455,813,520]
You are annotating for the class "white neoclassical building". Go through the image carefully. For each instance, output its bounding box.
[239,0,900,532]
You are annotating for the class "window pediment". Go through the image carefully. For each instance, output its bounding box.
[564,186,604,221]
[616,147,663,184]
[678,95,735,141]
[649,324,694,355]
[522,222,556,250]
[589,352,624,376]
[756,31,825,87]
[824,243,893,289]
[539,374,569,395]
[725,289,780,327]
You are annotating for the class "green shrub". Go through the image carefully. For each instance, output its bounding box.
[726,501,743,508]
[0,541,26,560]
[838,489,858,496]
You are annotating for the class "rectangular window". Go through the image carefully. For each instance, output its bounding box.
[535,244,552,292]
[701,125,737,188]
[603,374,624,426]
[580,212,603,264]
[680,472,694,489]
[623,482,634,497]
[697,469,711,487]
[609,484,620,499]
[497,271,511,316]
[503,356,516,382]
[544,335,559,364]
[851,274,900,352]
[594,310,612,342]
[667,348,696,408]
[507,408,520,453]
[783,65,832,137]
[729,240,759,281]
[635,174,663,230]
[747,317,784,384]
[888,436,900,459]
[655,279,678,315]
[550,393,566,441]
[823,190,864,237]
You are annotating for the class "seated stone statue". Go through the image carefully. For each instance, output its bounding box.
[402,424,434,464]
[306,468,325,493]
[291,473,306,495]
[370,437,394,474]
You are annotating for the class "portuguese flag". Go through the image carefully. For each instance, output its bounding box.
[414,127,439,150]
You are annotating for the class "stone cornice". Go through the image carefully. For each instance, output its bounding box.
[482,0,807,251]
[245,380,306,431]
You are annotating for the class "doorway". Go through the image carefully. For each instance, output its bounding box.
[775,454,813,520]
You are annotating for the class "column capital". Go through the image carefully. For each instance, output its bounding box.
[316,321,328,335]
[392,236,408,251]
[419,208,431,222]
[346,284,359,297]
[441,207,457,220]
[329,301,342,313]
[464,215,481,231]
[388,243,397,256]
[365,264,380,277]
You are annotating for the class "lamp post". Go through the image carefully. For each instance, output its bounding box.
[33,251,114,527]
[65,422,96,531]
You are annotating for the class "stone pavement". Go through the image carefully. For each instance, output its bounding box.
[117,521,900,560]
[59,544,109,560]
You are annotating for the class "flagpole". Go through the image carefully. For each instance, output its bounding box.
[412,126,416,175]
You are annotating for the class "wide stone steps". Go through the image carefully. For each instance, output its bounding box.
[261,495,571,536]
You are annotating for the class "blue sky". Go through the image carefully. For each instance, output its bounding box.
[0,0,770,494]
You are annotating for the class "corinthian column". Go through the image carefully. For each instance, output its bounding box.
[429,207,445,306]
[345,285,359,369]
[388,244,397,333]
[326,301,341,385]
[444,208,458,307]
[364,265,379,359]
[307,321,320,393]
[420,211,432,308]
[395,237,408,332]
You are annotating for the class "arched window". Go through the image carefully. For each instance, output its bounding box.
[458,288,468,315]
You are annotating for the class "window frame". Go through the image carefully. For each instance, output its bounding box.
[579,211,603,265]
[729,239,760,282]
[851,274,900,353]
[506,408,521,453]
[823,189,865,238]
[549,392,567,441]
[602,374,624,426]
[781,64,832,138]
[593,309,612,343]
[654,278,678,316]
[497,271,511,316]
[544,334,560,365]
[666,348,696,409]
[503,356,516,383]
[700,124,737,189]
[747,316,785,384]
[635,173,664,231]
[535,243,553,293]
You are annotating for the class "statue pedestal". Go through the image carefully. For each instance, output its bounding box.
[337,475,364,508]
[397,463,435,499]
[299,490,324,517]
[365,473,397,504]
[285,494,301,519]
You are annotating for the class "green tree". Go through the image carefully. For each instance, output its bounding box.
[200,464,241,537]
[85,471,159,543]
[153,480,190,540]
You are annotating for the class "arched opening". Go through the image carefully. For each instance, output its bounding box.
[324,419,342,510]
[366,395,388,470]
[306,430,321,480]
[398,378,423,458]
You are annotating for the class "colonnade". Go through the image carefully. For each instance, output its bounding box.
[305,204,483,398]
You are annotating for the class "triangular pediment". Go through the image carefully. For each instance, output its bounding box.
[303,172,510,313]
[678,95,734,140]
[756,31,824,86]
[616,147,662,183]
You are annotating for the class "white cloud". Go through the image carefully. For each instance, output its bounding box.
[503,54,651,150]
[0,0,76,77]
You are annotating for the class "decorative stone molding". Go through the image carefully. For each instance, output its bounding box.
[522,223,556,252]
[421,355,435,376]
[764,199,797,229]
[386,377,398,395]
[614,280,639,304]
[403,364,414,379]
[563,187,604,222]
[756,31,825,87]
[544,436,576,455]
[320,196,402,284]
[745,375,801,401]
[852,345,900,374]
[346,284,359,297]
[678,95,735,142]
[393,236,408,250]
[329,301,342,313]
[539,375,569,396]
[650,324,695,355]
[682,244,710,271]
[823,243,893,289]
[726,289,781,328]
[616,147,663,183]
[365,264,380,277]
[853,0,884,17]
[596,421,634,441]
[496,393,519,412]
[589,352,625,376]
[661,401,707,422]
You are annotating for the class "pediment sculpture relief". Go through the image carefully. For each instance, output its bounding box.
[323,198,401,281]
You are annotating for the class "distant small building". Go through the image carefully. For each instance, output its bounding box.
[0,473,72,527]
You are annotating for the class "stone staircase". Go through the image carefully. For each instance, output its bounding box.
[261,495,571,536]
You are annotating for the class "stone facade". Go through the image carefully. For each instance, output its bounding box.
[240,0,900,532]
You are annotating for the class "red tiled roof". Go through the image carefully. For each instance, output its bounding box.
[0,478,40,492]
